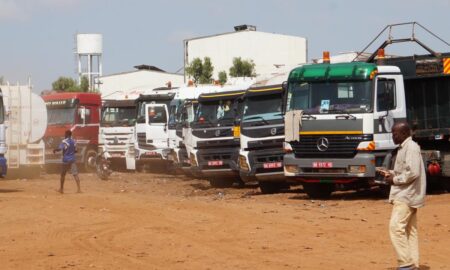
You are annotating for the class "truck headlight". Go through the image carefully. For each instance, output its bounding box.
[348,165,366,173]
[190,154,198,167]
[357,141,375,151]
[284,165,299,174]
[239,155,249,171]
[283,142,293,153]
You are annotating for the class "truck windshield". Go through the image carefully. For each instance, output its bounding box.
[242,94,283,122]
[287,81,372,114]
[101,107,136,127]
[195,99,236,126]
[147,105,167,124]
[47,108,76,125]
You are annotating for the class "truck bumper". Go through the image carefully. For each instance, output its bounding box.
[135,148,170,162]
[239,149,285,183]
[283,152,376,182]
[191,147,240,178]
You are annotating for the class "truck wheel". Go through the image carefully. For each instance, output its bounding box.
[84,149,97,172]
[209,178,234,188]
[302,183,334,199]
[259,182,287,194]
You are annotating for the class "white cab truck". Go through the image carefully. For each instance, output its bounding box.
[238,75,290,193]
[134,87,178,169]
[170,85,222,174]
[185,80,255,187]
[99,94,138,170]
[283,41,450,198]
[0,81,47,178]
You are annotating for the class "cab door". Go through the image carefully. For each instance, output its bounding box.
[374,75,406,149]
[145,103,169,147]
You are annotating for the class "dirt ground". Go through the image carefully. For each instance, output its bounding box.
[0,171,449,270]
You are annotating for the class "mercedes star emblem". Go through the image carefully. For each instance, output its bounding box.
[316,137,329,152]
[215,130,221,137]
[270,127,277,136]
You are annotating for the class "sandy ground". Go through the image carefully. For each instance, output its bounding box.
[0,171,449,270]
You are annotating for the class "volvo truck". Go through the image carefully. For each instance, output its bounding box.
[283,22,450,198]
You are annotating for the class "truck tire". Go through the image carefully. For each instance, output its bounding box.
[259,181,286,194]
[209,178,234,188]
[84,149,98,173]
[302,182,334,199]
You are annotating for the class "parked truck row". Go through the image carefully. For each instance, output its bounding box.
[2,23,449,199]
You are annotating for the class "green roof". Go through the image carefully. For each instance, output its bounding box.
[288,62,377,82]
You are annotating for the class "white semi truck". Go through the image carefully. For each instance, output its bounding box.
[0,80,47,178]
[184,79,255,186]
[134,87,178,169]
[238,74,289,193]
[283,23,450,198]
[99,93,138,171]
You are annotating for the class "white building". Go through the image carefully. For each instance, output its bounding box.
[184,25,307,81]
[98,65,184,98]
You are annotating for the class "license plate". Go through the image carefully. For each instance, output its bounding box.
[145,151,157,156]
[312,162,333,168]
[111,153,123,157]
[263,162,282,169]
[208,160,223,166]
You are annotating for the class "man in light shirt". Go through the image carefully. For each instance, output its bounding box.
[383,122,426,270]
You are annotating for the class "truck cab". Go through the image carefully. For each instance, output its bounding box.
[43,92,101,172]
[169,85,222,174]
[186,87,248,187]
[99,97,137,170]
[134,89,176,167]
[238,84,288,193]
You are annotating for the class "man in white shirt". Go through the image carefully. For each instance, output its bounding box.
[383,122,426,270]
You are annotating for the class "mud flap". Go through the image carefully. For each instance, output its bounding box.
[126,157,136,170]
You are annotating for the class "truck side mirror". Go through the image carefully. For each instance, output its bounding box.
[78,107,86,126]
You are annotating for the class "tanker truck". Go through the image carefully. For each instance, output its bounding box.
[0,80,47,178]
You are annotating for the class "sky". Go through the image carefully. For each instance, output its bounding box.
[1,0,449,92]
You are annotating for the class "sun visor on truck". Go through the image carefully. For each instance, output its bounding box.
[198,90,245,102]
[244,84,283,98]
[102,99,136,108]
[136,93,176,103]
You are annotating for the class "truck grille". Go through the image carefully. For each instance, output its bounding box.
[247,138,283,150]
[253,152,284,174]
[137,132,156,150]
[291,134,372,158]
[197,139,239,149]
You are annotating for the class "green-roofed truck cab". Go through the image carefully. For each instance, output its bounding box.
[283,53,450,198]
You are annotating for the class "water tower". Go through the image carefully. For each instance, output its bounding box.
[75,33,103,91]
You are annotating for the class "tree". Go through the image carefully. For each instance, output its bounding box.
[218,71,227,85]
[229,57,256,77]
[199,57,213,84]
[185,57,214,84]
[79,76,89,92]
[0,76,4,85]
[51,76,89,92]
